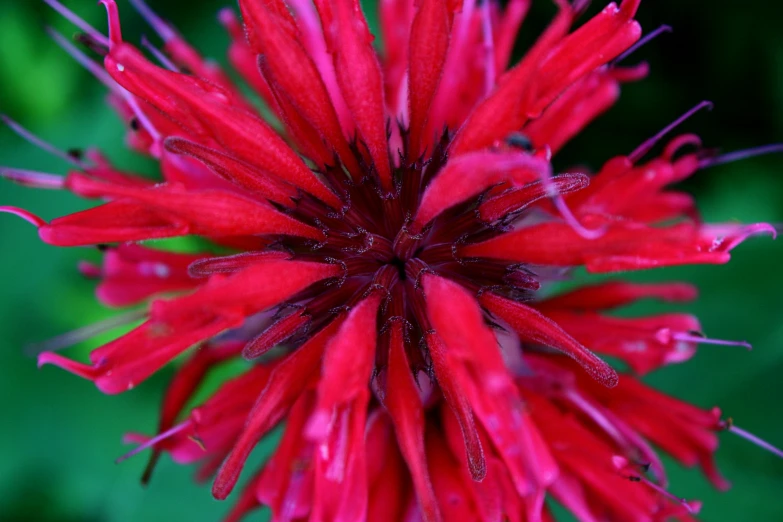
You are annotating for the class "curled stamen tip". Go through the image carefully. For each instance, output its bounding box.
[36,352,53,370]
[0,206,46,228]
[749,222,778,240]
[723,223,778,248]
[98,0,123,46]
[574,224,607,240]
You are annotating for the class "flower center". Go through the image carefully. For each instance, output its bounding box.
[389,256,408,281]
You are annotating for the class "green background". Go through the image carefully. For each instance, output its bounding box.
[1,1,781,520]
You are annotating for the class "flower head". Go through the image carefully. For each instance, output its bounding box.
[2,0,780,520]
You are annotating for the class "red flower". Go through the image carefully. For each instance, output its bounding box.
[2,0,780,520]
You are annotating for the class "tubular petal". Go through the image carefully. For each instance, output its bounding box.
[407,0,451,158]
[480,292,619,388]
[104,42,342,207]
[307,293,383,440]
[385,324,442,522]
[239,0,362,178]
[151,260,342,323]
[213,320,343,500]
[64,173,322,240]
[329,0,394,191]
[414,151,551,229]
[425,332,487,482]
[540,281,698,310]
[163,138,300,207]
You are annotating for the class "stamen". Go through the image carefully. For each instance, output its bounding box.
[612,25,673,65]
[124,94,163,153]
[566,391,624,444]
[43,0,110,48]
[629,101,713,163]
[0,168,65,189]
[722,420,783,459]
[699,143,783,170]
[667,330,752,350]
[128,0,177,42]
[141,36,179,72]
[1,116,89,169]
[25,309,147,356]
[0,206,46,228]
[46,28,117,91]
[552,191,605,239]
[116,421,192,464]
[639,476,700,515]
